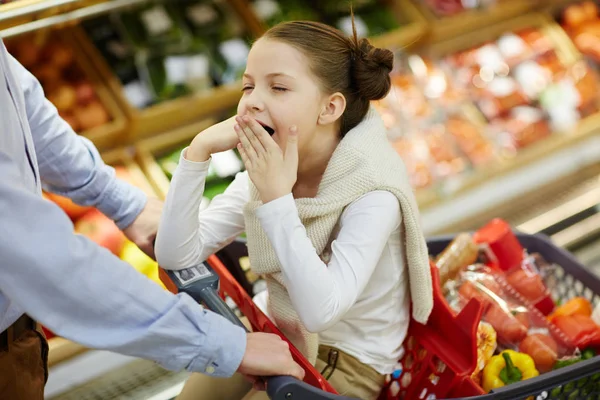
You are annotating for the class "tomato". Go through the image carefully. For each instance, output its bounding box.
[74,209,126,256]
[484,304,529,344]
[519,333,558,373]
[506,269,547,303]
[553,314,600,349]
[43,192,92,221]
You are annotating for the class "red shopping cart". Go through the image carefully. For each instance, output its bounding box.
[160,230,600,400]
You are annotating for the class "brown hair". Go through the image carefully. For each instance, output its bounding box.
[262,16,393,137]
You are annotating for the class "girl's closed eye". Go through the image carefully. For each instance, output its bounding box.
[272,86,288,92]
[241,85,254,92]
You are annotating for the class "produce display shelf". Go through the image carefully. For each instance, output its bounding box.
[405,11,600,227]
[416,0,540,43]
[0,0,147,38]
[135,117,219,199]
[71,17,246,140]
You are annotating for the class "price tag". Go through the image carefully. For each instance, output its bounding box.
[474,44,505,72]
[337,15,368,38]
[187,4,219,27]
[186,54,210,79]
[497,33,528,60]
[212,149,243,177]
[123,80,153,109]
[252,0,280,21]
[487,76,518,98]
[141,6,174,37]
[219,38,249,67]
[164,56,189,85]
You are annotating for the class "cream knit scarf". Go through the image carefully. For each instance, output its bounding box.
[242,107,433,364]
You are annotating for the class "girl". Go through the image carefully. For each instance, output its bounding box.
[156,18,433,400]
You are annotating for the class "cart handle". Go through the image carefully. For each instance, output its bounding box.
[163,264,360,400]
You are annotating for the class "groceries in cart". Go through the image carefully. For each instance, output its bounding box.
[433,218,600,394]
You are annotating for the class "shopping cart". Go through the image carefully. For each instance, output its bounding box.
[160,231,600,400]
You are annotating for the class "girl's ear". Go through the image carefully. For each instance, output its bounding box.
[318,92,346,125]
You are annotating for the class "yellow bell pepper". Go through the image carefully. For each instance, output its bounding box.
[482,350,539,393]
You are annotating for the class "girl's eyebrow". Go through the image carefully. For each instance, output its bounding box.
[243,72,296,80]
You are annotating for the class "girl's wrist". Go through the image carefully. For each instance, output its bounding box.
[187,138,212,162]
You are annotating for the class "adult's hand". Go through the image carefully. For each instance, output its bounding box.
[238,332,305,389]
[123,197,163,259]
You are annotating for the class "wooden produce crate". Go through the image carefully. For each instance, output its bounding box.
[229,0,429,50]
[414,0,540,43]
[46,147,159,367]
[136,117,218,199]
[0,0,107,33]
[547,0,600,63]
[71,16,245,141]
[410,12,600,210]
[5,27,128,152]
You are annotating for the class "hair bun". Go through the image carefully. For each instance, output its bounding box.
[351,38,393,101]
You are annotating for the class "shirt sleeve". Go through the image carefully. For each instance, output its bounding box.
[155,149,248,270]
[8,53,146,230]
[0,149,246,377]
[255,191,401,333]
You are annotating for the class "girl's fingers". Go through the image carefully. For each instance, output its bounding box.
[242,116,278,151]
[237,116,266,155]
[235,123,258,161]
[237,143,252,169]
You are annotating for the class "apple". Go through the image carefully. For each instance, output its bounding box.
[74,101,109,131]
[14,40,42,68]
[44,42,74,70]
[44,192,92,220]
[74,209,126,256]
[48,84,77,113]
[120,241,156,276]
[59,112,81,132]
[120,241,166,289]
[75,81,96,105]
[30,65,61,87]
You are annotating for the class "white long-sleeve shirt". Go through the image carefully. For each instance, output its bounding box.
[156,150,410,374]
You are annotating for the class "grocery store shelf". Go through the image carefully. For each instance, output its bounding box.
[420,125,600,235]
[0,0,147,38]
[415,0,539,43]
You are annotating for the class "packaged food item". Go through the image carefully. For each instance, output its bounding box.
[472,321,498,382]
[446,117,497,166]
[435,233,479,286]
[552,314,600,349]
[519,333,558,373]
[391,137,435,189]
[423,124,468,180]
[482,350,539,393]
[548,297,593,322]
[489,106,551,151]
[474,77,530,120]
[474,219,555,315]
[406,55,467,108]
[562,2,600,62]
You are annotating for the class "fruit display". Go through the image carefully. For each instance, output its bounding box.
[422,0,504,17]
[249,0,400,38]
[436,218,600,393]
[43,165,166,291]
[560,1,600,62]
[372,22,600,192]
[5,33,112,134]
[81,0,251,109]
